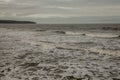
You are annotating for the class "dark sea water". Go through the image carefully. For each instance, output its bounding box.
[0,24,120,30]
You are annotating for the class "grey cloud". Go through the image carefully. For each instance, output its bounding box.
[0,0,120,23]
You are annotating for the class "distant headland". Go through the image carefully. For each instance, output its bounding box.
[0,20,36,24]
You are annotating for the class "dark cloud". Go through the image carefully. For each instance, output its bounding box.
[0,0,120,23]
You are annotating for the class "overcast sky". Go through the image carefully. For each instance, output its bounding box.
[0,0,120,23]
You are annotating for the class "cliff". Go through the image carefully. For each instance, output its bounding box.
[0,20,36,24]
